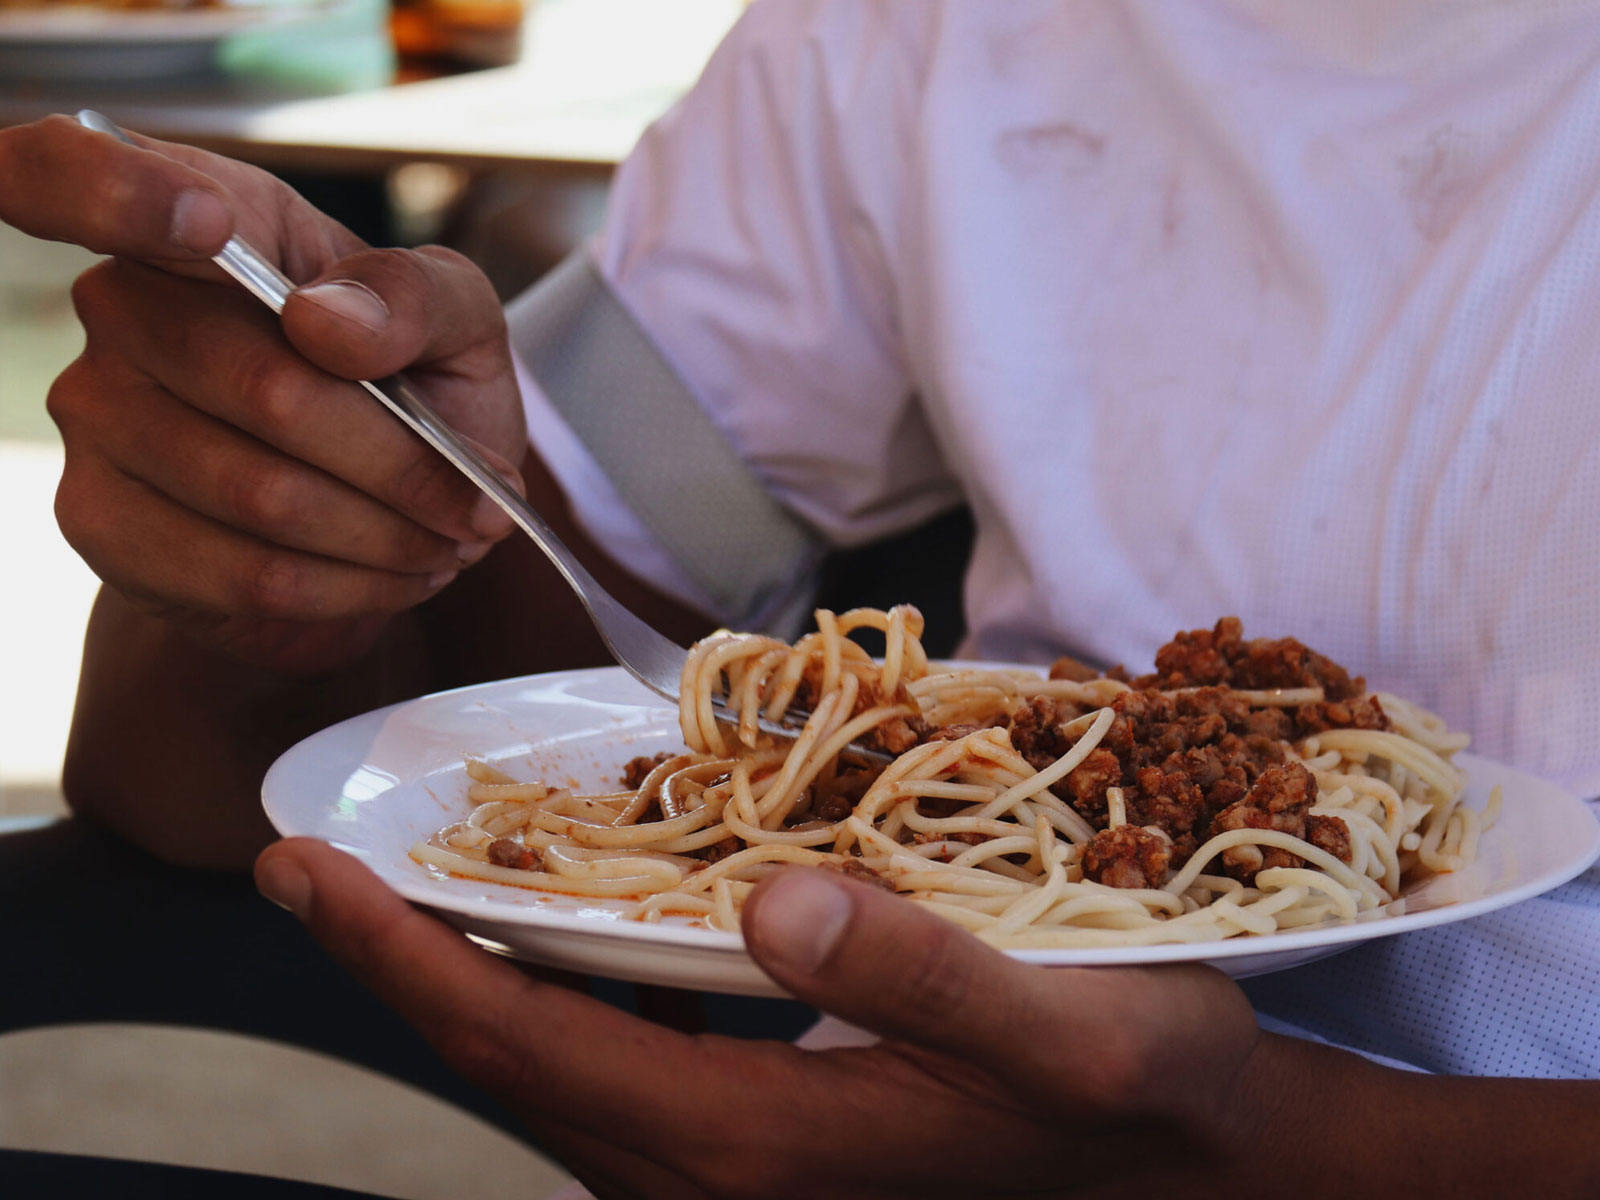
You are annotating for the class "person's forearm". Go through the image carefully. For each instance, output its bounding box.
[1217,1032,1600,1197]
[62,588,433,870]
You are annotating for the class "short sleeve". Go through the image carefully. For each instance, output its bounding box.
[517,0,962,627]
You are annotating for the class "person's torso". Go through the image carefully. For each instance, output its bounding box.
[873,0,1600,795]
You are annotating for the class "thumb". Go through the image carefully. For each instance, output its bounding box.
[281,244,510,385]
[280,245,524,468]
[743,867,1262,1125]
[743,868,1065,1070]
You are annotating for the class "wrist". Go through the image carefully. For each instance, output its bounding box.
[1205,1030,1401,1192]
[1207,1030,1600,1199]
[65,593,430,870]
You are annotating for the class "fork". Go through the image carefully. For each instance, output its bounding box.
[75,109,888,758]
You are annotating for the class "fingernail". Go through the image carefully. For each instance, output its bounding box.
[257,856,312,918]
[456,541,491,566]
[171,188,230,254]
[752,870,854,976]
[427,568,458,589]
[298,280,390,334]
[471,493,513,539]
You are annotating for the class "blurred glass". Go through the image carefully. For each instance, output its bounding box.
[219,0,396,93]
[390,0,530,68]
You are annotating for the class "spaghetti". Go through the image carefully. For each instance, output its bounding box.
[412,611,1496,948]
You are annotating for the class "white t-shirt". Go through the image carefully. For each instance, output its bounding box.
[519,0,1600,1075]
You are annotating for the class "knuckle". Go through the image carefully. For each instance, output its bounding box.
[417,243,486,294]
[224,456,302,536]
[419,244,505,329]
[388,448,465,523]
[29,113,74,144]
[893,923,984,1027]
[1073,1022,1153,1112]
[239,551,310,620]
[67,260,123,332]
[51,467,100,558]
[388,244,437,289]
[417,242,489,287]
[43,356,93,435]
[414,242,471,272]
[395,522,456,572]
[51,470,142,605]
[431,1018,535,1100]
[335,246,428,310]
[230,343,308,437]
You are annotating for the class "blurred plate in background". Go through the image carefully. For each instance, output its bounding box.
[0,2,338,80]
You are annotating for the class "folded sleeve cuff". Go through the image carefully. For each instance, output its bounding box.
[508,249,826,634]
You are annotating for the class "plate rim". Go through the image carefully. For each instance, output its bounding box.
[262,664,1600,972]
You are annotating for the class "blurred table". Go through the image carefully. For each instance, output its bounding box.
[0,0,742,177]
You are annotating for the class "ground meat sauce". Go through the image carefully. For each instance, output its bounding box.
[1306,812,1353,862]
[926,719,1005,743]
[862,713,926,755]
[621,751,675,789]
[811,767,876,822]
[791,667,930,756]
[1082,825,1173,889]
[910,830,988,863]
[1008,696,1086,768]
[997,619,1374,887]
[1292,695,1389,735]
[487,837,542,871]
[1047,654,1102,683]
[1211,761,1335,883]
[1131,615,1367,700]
[820,857,897,891]
[693,835,742,865]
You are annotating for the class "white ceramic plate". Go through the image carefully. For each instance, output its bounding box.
[262,666,1600,997]
[0,2,331,78]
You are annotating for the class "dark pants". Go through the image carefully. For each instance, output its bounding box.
[0,819,814,1196]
